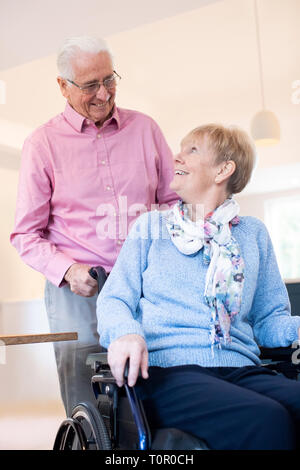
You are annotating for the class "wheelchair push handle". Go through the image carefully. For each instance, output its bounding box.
[88,266,108,293]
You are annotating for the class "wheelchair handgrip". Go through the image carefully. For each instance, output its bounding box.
[88,267,98,280]
[88,266,108,293]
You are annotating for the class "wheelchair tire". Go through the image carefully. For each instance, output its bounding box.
[71,401,112,450]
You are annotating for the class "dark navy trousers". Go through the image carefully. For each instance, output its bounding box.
[135,365,300,450]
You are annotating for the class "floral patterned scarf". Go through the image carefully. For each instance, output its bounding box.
[165,198,244,349]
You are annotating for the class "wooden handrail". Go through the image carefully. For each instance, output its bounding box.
[0,332,78,345]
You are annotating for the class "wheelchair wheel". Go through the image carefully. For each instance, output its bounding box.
[71,402,112,450]
[54,402,112,450]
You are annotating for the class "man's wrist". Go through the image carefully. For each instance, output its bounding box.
[64,263,77,282]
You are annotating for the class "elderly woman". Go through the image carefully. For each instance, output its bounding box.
[96,124,300,450]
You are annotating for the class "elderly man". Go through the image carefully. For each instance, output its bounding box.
[10,36,177,416]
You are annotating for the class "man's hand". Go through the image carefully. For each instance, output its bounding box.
[108,334,149,387]
[64,263,98,297]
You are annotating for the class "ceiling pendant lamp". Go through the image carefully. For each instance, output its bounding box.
[250,0,280,146]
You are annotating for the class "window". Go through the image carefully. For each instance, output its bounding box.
[264,196,300,279]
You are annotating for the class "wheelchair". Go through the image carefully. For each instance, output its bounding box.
[53,351,209,450]
[53,344,300,451]
[53,270,300,450]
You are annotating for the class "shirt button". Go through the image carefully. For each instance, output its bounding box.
[101,160,106,165]
[97,133,101,138]
[117,240,123,245]
[106,185,111,191]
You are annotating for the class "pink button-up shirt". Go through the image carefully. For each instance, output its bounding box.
[10,103,178,286]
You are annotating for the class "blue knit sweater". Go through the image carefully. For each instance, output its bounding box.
[97,210,300,368]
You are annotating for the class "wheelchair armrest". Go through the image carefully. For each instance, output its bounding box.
[259,344,300,379]
[86,352,108,366]
[259,346,295,361]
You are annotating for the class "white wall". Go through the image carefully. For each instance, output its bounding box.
[0,165,45,301]
[0,299,61,406]
[236,187,300,221]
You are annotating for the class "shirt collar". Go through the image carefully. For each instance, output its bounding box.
[63,102,121,132]
[109,105,121,129]
[63,102,86,132]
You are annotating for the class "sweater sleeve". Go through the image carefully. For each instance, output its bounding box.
[96,212,152,348]
[247,221,300,347]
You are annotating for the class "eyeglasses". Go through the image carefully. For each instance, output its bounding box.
[66,71,121,95]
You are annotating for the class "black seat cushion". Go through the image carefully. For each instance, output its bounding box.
[151,428,209,450]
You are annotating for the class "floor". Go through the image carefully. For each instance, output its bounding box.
[0,402,66,450]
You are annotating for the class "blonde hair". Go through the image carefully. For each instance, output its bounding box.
[187,124,256,194]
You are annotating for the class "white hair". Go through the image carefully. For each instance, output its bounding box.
[57,36,113,80]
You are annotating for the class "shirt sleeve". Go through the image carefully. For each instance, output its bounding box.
[152,124,178,208]
[10,137,75,286]
[247,222,300,347]
[96,212,152,348]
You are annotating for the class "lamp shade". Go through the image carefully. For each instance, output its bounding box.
[250,109,280,146]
